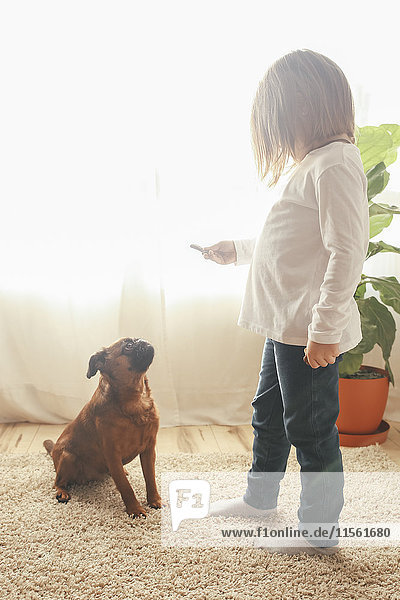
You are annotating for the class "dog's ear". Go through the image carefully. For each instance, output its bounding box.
[86,350,106,379]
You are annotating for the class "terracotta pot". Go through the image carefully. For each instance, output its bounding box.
[336,365,389,434]
[338,420,389,447]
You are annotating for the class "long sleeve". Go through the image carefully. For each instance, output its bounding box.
[307,164,369,344]
[233,238,257,266]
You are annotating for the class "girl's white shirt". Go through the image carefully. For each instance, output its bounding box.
[233,141,370,354]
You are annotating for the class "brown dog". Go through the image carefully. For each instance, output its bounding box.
[43,337,162,518]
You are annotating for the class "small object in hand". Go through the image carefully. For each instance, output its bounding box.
[190,244,205,252]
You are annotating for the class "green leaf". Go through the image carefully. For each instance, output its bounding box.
[379,123,400,147]
[368,201,400,216]
[384,147,398,168]
[357,126,394,172]
[366,161,390,200]
[355,280,367,299]
[368,275,400,315]
[366,240,400,260]
[369,212,393,238]
[354,296,396,384]
[339,352,363,377]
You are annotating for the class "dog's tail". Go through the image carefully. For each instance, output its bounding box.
[43,439,55,456]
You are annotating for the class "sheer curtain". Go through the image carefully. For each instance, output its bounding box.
[1,0,399,425]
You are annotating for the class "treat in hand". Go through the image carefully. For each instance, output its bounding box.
[202,241,237,265]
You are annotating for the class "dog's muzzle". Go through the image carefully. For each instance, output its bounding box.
[124,339,154,372]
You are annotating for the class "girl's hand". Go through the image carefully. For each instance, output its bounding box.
[303,340,340,369]
[202,240,237,265]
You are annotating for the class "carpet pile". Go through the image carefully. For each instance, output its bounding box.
[1,445,399,599]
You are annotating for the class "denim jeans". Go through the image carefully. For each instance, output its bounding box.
[243,337,344,547]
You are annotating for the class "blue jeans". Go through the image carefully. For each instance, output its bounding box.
[243,337,344,546]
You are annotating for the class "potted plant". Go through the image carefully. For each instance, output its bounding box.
[336,123,400,446]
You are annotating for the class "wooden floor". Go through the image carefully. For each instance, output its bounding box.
[1,420,400,466]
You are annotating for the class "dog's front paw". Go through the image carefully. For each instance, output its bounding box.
[127,505,147,519]
[147,496,164,509]
[56,490,71,503]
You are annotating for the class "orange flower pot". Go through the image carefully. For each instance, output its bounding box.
[338,420,389,447]
[336,365,389,435]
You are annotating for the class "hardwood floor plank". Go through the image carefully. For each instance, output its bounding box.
[380,438,400,466]
[178,425,220,454]
[0,423,10,452]
[210,425,253,453]
[156,425,220,454]
[386,420,400,444]
[156,426,180,453]
[0,423,17,453]
[0,421,399,467]
[6,423,40,454]
[387,429,400,449]
[29,424,68,453]
[388,419,400,433]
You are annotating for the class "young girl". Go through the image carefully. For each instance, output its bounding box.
[202,49,369,555]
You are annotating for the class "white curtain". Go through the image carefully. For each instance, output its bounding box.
[1,0,399,426]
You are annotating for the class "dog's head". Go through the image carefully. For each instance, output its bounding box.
[86,338,155,383]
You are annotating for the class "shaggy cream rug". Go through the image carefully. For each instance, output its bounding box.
[1,445,399,600]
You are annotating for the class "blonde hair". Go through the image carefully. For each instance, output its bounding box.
[251,49,356,187]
